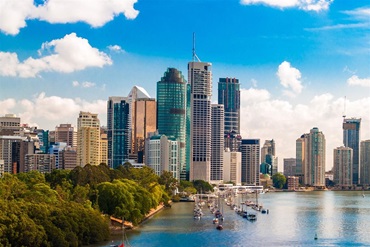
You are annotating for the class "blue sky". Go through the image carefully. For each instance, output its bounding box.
[0,0,369,170]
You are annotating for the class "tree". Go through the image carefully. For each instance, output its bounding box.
[193,180,213,193]
[158,171,177,195]
[272,173,286,189]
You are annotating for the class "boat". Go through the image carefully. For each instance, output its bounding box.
[216,224,223,230]
[213,218,219,224]
[246,213,257,221]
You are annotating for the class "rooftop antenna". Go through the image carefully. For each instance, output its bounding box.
[192,32,201,62]
[342,96,346,120]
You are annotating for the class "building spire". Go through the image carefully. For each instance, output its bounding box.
[192,32,201,62]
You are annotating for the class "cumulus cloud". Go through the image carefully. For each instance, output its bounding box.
[0,33,112,78]
[277,61,303,97]
[240,0,332,12]
[240,88,370,171]
[108,45,124,53]
[0,0,139,35]
[347,75,370,88]
[72,81,97,88]
[5,92,107,128]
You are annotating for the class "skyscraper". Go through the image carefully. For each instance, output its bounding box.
[133,98,156,163]
[188,61,212,182]
[211,104,224,182]
[240,139,260,185]
[261,139,278,176]
[333,146,353,187]
[107,97,130,168]
[77,111,101,166]
[55,124,77,148]
[296,134,308,184]
[157,68,187,179]
[343,118,361,184]
[303,127,326,187]
[360,140,370,185]
[218,77,240,133]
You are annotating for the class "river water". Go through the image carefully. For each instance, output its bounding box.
[101,191,370,247]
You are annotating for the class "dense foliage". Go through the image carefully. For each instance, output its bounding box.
[0,164,171,246]
[272,173,287,189]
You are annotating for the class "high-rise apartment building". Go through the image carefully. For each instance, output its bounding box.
[296,133,308,184]
[55,124,77,148]
[77,111,101,166]
[49,142,67,169]
[0,136,24,174]
[299,127,326,187]
[240,139,260,185]
[343,118,361,184]
[333,146,353,187]
[147,134,179,180]
[360,140,370,185]
[25,154,55,173]
[211,104,224,182]
[157,68,187,180]
[188,61,212,182]
[218,77,240,133]
[107,97,130,168]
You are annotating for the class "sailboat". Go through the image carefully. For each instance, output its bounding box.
[216,192,224,230]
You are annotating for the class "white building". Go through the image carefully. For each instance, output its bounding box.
[223,149,241,185]
[147,134,179,180]
[211,104,224,183]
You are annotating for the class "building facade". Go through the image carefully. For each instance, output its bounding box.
[77,111,101,166]
[343,118,361,184]
[147,134,179,180]
[240,139,260,185]
[333,146,353,187]
[189,61,212,182]
[25,154,55,173]
[223,150,241,185]
[261,139,277,176]
[55,124,77,148]
[0,114,20,136]
[107,97,130,168]
[157,68,187,180]
[360,140,370,185]
[284,158,296,177]
[210,104,224,182]
[218,77,240,133]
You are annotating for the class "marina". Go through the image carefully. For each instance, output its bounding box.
[100,190,370,247]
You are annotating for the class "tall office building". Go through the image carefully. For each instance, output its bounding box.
[107,97,130,168]
[301,127,326,187]
[333,146,353,187]
[240,139,260,185]
[218,77,240,133]
[49,142,67,169]
[360,140,370,185]
[223,149,241,185]
[0,136,25,174]
[0,114,20,136]
[261,139,278,176]
[157,68,187,179]
[284,158,296,177]
[133,98,156,163]
[343,118,361,184]
[55,124,77,148]
[25,154,56,173]
[210,104,224,182]
[185,83,191,180]
[224,130,242,152]
[296,134,308,184]
[77,111,101,166]
[188,61,212,182]
[127,86,152,155]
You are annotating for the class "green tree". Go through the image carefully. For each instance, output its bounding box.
[158,171,178,195]
[272,173,287,189]
[193,180,213,193]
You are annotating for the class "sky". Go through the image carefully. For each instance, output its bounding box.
[0,0,369,171]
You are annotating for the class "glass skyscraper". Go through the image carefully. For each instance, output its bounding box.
[218,77,240,133]
[343,118,361,184]
[157,68,187,180]
[107,97,130,168]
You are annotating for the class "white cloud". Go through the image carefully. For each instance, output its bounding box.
[72,80,97,88]
[240,88,370,171]
[0,0,139,35]
[0,99,17,115]
[277,61,303,97]
[347,75,370,88]
[240,0,332,12]
[108,45,124,53]
[0,33,112,78]
[343,7,370,20]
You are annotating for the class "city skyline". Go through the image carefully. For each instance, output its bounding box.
[1,0,369,171]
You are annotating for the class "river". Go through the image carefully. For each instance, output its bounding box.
[100,191,370,247]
